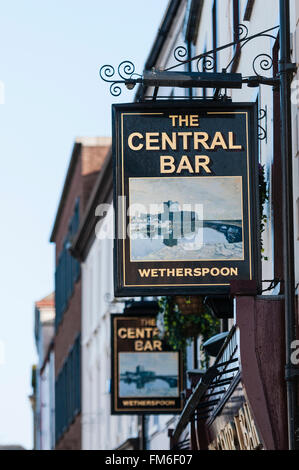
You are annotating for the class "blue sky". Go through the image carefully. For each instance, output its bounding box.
[0,0,168,449]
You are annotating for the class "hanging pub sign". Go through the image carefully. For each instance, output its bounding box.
[112,101,260,296]
[111,314,183,414]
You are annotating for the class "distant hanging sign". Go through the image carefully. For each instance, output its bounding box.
[112,101,260,296]
[111,314,183,414]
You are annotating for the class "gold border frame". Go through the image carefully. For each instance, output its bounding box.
[120,111,252,287]
[113,316,184,413]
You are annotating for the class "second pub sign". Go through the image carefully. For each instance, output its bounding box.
[113,101,260,296]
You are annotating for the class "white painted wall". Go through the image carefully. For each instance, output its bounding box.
[81,0,299,451]
[81,206,138,450]
[40,350,55,450]
[35,303,55,450]
[143,0,299,449]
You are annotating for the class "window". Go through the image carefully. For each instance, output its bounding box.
[55,199,81,330]
[55,336,81,443]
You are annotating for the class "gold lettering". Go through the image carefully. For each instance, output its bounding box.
[153,340,162,351]
[160,156,176,174]
[158,268,167,277]
[127,328,135,339]
[229,131,242,150]
[178,132,192,150]
[211,403,261,451]
[144,328,152,338]
[190,115,199,126]
[169,115,178,126]
[210,132,228,150]
[178,115,189,126]
[194,132,210,150]
[118,328,127,339]
[167,268,176,276]
[146,132,160,150]
[161,132,177,150]
[177,155,194,174]
[138,269,151,278]
[143,340,154,351]
[221,267,230,276]
[195,155,211,173]
[128,132,143,150]
[134,340,144,351]
[135,328,145,339]
[211,268,220,276]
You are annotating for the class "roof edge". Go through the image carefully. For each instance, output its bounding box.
[71,148,113,261]
[50,142,82,242]
[134,0,182,101]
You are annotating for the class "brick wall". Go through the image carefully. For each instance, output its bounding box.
[52,138,110,449]
[55,414,81,450]
[81,144,109,208]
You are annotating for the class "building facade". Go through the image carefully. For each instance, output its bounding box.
[50,137,111,449]
[39,0,299,451]
[33,293,55,450]
[72,151,140,450]
[131,0,298,450]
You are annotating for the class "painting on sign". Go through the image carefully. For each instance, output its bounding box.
[129,176,243,262]
[119,352,179,397]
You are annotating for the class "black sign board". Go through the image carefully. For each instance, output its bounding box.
[113,101,259,296]
[111,314,184,414]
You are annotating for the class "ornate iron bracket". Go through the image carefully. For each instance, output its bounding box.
[99,60,142,96]
[99,25,281,97]
[168,24,279,78]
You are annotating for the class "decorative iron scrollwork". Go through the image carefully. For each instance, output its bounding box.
[168,24,279,83]
[173,45,188,63]
[99,24,280,98]
[252,54,273,77]
[258,107,267,141]
[197,54,215,72]
[223,27,276,75]
[99,61,141,96]
[237,23,249,40]
[118,61,136,80]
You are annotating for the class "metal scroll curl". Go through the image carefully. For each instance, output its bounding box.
[223,32,276,75]
[258,124,267,141]
[99,61,140,96]
[168,23,279,80]
[100,64,116,81]
[197,54,215,72]
[173,45,188,63]
[237,23,249,40]
[118,61,136,80]
[252,54,273,77]
[258,107,267,141]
